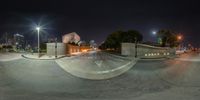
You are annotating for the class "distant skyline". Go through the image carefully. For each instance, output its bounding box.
[0,0,200,46]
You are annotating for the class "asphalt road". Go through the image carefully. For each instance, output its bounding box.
[56,51,134,79]
[0,52,200,100]
[59,51,132,71]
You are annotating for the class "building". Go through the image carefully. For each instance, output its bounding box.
[14,33,25,50]
[62,32,80,44]
[46,32,91,56]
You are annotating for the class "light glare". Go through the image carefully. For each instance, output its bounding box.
[36,27,40,30]
[152,31,156,35]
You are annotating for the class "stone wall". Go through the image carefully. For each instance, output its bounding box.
[121,43,176,58]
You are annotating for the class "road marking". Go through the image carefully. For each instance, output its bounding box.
[94,60,103,67]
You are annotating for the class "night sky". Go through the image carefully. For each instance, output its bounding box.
[0,0,200,46]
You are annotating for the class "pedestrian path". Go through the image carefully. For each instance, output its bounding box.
[22,53,67,60]
[0,53,22,61]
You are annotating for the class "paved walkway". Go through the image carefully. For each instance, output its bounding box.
[22,53,67,60]
[0,53,22,61]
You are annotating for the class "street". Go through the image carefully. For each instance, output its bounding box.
[0,52,200,100]
[0,1,199,99]
[56,51,135,79]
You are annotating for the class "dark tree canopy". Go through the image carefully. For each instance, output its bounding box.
[157,29,179,47]
[100,30,143,50]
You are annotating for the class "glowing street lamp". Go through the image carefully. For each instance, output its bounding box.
[152,31,157,35]
[151,31,158,44]
[177,35,183,50]
[177,35,182,40]
[36,27,40,57]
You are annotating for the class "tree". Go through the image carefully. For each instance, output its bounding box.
[102,30,143,50]
[126,30,143,42]
[105,30,123,49]
[0,32,13,44]
[157,29,170,47]
[168,34,179,47]
[157,29,178,47]
[40,42,47,52]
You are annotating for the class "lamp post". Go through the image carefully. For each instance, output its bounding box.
[177,35,183,50]
[135,37,138,58]
[36,27,40,58]
[55,38,57,58]
[152,31,158,45]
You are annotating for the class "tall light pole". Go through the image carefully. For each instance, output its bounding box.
[152,31,158,45]
[55,38,57,58]
[36,27,40,58]
[135,37,138,58]
[177,35,183,50]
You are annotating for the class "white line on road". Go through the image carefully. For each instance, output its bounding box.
[94,60,103,67]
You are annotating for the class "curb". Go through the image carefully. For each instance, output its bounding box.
[139,57,169,61]
[21,55,68,60]
[138,54,180,61]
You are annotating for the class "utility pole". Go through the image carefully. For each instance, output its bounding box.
[36,27,40,58]
[5,32,8,52]
[135,37,138,58]
[5,32,8,45]
[55,38,57,58]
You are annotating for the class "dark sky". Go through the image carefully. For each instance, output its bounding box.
[0,0,200,46]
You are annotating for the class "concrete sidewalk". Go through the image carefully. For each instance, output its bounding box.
[22,53,68,60]
[0,53,22,61]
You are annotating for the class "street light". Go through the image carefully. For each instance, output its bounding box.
[152,31,157,35]
[152,31,158,44]
[36,27,40,58]
[135,37,138,58]
[177,35,183,51]
[177,35,182,41]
